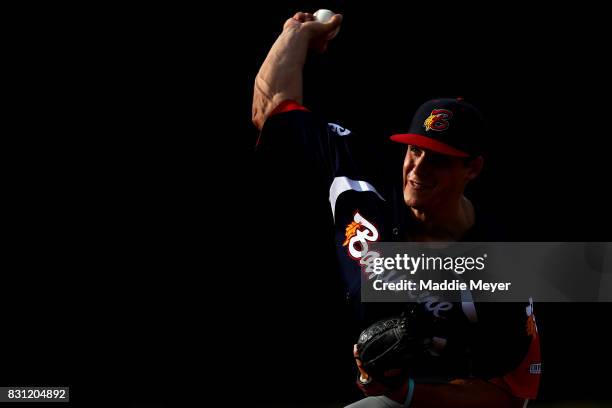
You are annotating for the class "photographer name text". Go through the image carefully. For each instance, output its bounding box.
[373,279,511,293]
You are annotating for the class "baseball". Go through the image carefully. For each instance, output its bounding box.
[314,9,334,23]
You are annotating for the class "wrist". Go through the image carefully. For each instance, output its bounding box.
[358,374,372,385]
[404,378,415,407]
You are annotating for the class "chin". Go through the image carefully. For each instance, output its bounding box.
[406,185,441,208]
[404,193,427,210]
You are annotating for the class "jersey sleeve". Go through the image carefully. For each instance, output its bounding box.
[472,300,542,400]
[256,100,383,196]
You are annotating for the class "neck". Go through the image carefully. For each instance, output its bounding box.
[408,196,475,241]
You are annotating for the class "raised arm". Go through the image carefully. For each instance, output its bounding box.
[252,11,342,130]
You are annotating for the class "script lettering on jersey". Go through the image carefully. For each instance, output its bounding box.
[343,212,454,319]
[343,212,379,260]
[328,123,352,136]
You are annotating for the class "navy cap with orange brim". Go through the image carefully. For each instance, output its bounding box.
[390,98,485,158]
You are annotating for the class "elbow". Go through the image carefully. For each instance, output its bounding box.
[252,83,268,130]
[252,105,264,131]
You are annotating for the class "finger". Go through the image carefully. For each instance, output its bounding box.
[354,353,364,369]
[327,14,343,28]
[353,344,359,357]
[292,12,308,22]
[358,365,369,379]
[322,14,342,41]
[284,18,300,30]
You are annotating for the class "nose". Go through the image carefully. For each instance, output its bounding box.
[411,152,430,177]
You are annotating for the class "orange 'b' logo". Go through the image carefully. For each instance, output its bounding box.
[343,221,362,246]
[423,109,453,132]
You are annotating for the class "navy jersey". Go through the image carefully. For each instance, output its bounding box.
[257,101,541,400]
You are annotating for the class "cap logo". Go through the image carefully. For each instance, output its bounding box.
[424,109,453,132]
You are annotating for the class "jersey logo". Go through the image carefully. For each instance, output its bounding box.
[343,212,379,260]
[343,221,362,246]
[526,297,538,337]
[423,109,453,132]
[328,123,351,136]
[343,213,453,319]
[529,363,542,374]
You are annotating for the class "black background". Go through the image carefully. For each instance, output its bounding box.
[5,1,611,406]
[240,2,612,406]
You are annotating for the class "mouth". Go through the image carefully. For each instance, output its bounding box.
[408,179,433,191]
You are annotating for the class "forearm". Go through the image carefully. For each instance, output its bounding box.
[252,25,310,129]
[410,380,522,408]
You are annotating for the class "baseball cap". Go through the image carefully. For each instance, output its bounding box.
[390,98,484,158]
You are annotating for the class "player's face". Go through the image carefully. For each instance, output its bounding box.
[403,145,475,210]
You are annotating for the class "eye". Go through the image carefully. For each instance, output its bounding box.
[409,145,422,156]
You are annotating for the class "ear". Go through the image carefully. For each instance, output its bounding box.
[465,155,484,182]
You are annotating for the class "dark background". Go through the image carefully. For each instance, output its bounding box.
[242,2,612,406]
[241,1,612,405]
[5,1,610,406]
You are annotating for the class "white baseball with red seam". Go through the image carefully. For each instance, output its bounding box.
[314,9,334,23]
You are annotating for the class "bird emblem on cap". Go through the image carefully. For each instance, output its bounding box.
[424,109,453,132]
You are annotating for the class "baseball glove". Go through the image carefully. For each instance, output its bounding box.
[356,311,431,384]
